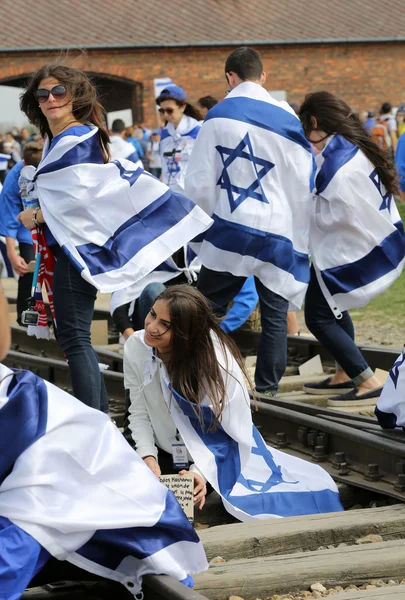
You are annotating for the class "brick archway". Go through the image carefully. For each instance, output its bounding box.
[0,71,144,124]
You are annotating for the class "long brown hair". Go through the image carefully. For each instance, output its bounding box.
[156,285,252,430]
[20,62,110,163]
[299,91,397,195]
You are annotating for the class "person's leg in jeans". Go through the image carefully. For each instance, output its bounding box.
[254,277,289,394]
[197,266,246,317]
[17,242,34,325]
[305,269,381,394]
[53,250,109,413]
[132,282,166,330]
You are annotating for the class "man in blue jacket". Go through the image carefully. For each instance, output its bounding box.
[0,141,43,324]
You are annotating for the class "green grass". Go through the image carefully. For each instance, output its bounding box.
[349,202,405,324]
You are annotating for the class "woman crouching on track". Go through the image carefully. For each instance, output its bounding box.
[299,92,405,408]
[124,285,343,520]
[16,63,211,414]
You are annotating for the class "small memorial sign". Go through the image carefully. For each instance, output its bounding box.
[159,473,194,523]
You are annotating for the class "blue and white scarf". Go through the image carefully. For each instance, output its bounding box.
[160,115,201,193]
[311,135,405,317]
[32,125,212,293]
[185,82,314,309]
[0,365,208,598]
[142,335,343,521]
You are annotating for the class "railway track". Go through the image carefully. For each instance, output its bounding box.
[6,325,405,599]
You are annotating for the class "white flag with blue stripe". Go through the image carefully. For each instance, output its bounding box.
[141,333,343,520]
[32,125,212,293]
[185,82,314,309]
[311,134,405,318]
[110,245,201,314]
[109,134,143,169]
[376,348,405,429]
[0,365,208,597]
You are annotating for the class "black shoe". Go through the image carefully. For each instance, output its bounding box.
[328,386,383,407]
[303,377,355,396]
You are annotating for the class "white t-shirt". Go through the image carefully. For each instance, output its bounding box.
[380,113,397,132]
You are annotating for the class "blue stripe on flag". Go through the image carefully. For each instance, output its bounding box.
[0,370,48,483]
[170,387,343,516]
[205,97,311,152]
[374,406,398,429]
[321,221,405,296]
[160,129,170,142]
[75,488,200,568]
[35,134,104,178]
[181,125,200,140]
[315,135,359,194]
[126,150,141,163]
[76,190,197,276]
[204,214,310,283]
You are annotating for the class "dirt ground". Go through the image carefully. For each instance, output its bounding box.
[296,311,405,352]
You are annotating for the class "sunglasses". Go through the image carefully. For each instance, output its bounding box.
[158,107,175,115]
[35,85,67,104]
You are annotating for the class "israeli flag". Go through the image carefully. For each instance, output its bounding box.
[142,334,343,520]
[185,82,314,309]
[109,135,143,169]
[376,348,405,429]
[311,135,405,318]
[154,77,175,100]
[32,125,212,293]
[0,365,208,597]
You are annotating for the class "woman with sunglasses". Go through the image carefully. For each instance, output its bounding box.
[156,86,202,193]
[16,64,212,413]
[124,285,342,519]
[299,91,404,407]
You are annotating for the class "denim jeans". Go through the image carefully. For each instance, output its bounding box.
[52,248,109,413]
[305,267,373,384]
[17,242,35,325]
[197,267,288,393]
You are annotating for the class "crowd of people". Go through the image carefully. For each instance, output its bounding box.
[0,46,405,598]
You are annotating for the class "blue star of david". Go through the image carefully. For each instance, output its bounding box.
[216,133,274,213]
[390,351,405,389]
[370,168,393,212]
[166,155,181,176]
[238,426,298,493]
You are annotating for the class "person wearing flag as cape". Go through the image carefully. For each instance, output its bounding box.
[124,285,343,520]
[0,298,208,599]
[184,47,314,397]
[299,91,405,407]
[16,63,212,413]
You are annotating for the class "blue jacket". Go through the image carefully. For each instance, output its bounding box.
[221,276,258,333]
[0,162,33,245]
[396,134,405,193]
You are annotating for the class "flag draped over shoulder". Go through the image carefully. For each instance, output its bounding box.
[140,333,343,521]
[185,82,314,309]
[375,349,405,429]
[0,365,208,597]
[311,135,405,318]
[32,126,212,293]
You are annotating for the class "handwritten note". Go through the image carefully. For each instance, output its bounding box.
[160,473,194,523]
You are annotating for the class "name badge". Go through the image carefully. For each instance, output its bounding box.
[171,442,189,470]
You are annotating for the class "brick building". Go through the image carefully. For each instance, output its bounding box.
[1,0,405,127]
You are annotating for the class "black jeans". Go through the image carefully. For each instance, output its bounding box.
[197,267,288,393]
[305,267,373,385]
[17,242,34,325]
[52,248,109,412]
